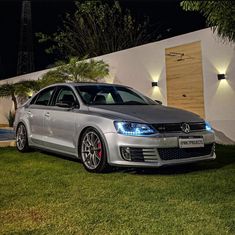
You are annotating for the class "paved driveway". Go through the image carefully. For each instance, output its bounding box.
[0,129,15,141]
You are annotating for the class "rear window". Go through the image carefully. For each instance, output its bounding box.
[33,87,55,106]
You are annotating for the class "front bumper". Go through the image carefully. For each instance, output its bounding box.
[104,131,216,167]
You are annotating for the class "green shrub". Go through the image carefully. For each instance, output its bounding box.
[6,111,15,127]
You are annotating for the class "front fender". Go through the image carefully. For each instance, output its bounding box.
[74,115,115,162]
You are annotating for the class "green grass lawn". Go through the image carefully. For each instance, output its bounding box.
[0,145,235,235]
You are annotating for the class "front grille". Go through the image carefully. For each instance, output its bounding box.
[129,148,144,162]
[158,144,213,161]
[152,122,206,133]
[120,147,157,162]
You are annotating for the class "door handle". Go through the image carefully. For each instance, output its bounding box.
[26,111,32,117]
[45,112,50,118]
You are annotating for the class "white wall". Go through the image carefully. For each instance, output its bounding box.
[0,69,50,125]
[96,29,235,141]
[200,31,235,143]
[0,28,235,142]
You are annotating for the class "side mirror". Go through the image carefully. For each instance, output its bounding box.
[155,100,162,105]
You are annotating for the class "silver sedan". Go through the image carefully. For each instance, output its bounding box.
[14,83,216,173]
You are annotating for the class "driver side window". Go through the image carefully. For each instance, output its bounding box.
[54,86,78,107]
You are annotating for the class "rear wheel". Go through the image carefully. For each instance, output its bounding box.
[80,127,109,173]
[16,123,30,152]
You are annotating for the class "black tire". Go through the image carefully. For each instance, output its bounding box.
[16,123,30,152]
[79,127,110,173]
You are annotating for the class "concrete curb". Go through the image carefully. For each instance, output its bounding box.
[1,127,14,130]
[0,140,16,147]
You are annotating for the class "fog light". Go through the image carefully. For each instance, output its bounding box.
[120,147,131,161]
[212,143,216,154]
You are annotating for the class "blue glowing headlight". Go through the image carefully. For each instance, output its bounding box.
[114,121,157,136]
[205,121,213,132]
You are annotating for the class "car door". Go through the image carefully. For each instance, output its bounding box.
[26,86,56,146]
[43,86,79,155]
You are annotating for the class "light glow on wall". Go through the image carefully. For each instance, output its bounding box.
[210,50,233,76]
[217,79,231,90]
[150,74,163,101]
[214,62,233,92]
[152,85,161,96]
[105,75,115,84]
[27,90,34,98]
[150,73,160,83]
[217,66,228,75]
[147,68,166,104]
[213,78,233,106]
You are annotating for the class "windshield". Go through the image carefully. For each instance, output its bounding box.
[76,85,156,105]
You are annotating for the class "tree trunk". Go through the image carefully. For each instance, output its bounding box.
[12,94,17,111]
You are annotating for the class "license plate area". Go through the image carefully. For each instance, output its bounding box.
[179,136,204,148]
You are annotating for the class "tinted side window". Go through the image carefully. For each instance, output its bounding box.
[34,87,55,106]
[53,86,78,106]
[30,94,39,105]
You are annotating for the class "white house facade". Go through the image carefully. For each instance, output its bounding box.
[0,28,234,143]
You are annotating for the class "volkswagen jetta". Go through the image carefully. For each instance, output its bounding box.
[14,83,216,172]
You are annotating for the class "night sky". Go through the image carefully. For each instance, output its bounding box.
[0,0,206,80]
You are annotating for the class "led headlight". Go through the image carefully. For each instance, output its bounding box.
[114,121,157,136]
[205,121,213,132]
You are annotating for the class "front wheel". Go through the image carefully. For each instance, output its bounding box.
[16,123,30,152]
[80,127,109,173]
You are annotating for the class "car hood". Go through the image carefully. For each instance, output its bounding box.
[88,105,204,123]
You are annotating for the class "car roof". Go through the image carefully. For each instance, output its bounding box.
[50,82,130,88]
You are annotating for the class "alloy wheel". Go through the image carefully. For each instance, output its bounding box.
[81,131,103,170]
[16,124,27,151]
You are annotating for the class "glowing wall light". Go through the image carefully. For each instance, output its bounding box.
[217,74,227,80]
[152,81,158,87]
[27,90,33,98]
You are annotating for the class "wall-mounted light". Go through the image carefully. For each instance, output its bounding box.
[152,81,158,87]
[217,74,227,80]
[27,90,33,99]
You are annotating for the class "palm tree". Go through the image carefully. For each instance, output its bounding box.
[0,80,39,111]
[83,59,110,82]
[40,57,109,85]
[0,58,109,110]
[37,70,67,89]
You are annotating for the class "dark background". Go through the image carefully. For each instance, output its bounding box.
[0,0,206,80]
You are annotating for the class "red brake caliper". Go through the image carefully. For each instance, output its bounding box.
[98,142,102,158]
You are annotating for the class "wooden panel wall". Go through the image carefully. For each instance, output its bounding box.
[165,41,205,118]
